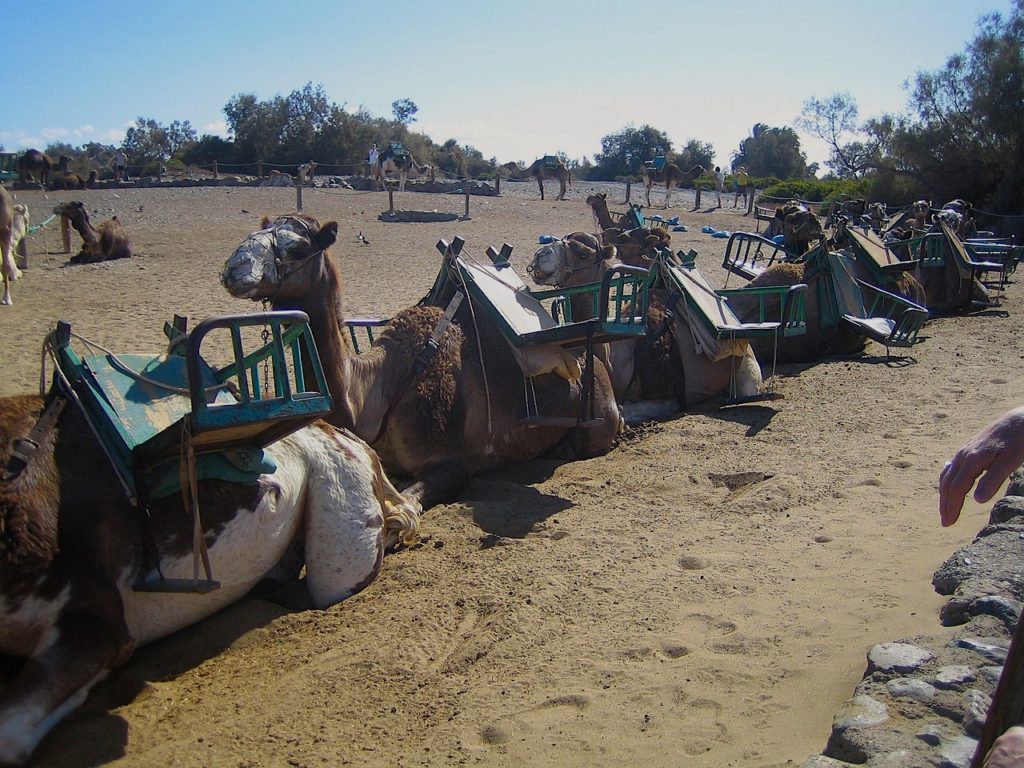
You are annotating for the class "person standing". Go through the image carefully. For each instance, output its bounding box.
[734,167,749,208]
[114,149,127,182]
[367,143,379,177]
[714,166,725,208]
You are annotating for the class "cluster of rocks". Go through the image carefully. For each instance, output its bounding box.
[801,470,1024,767]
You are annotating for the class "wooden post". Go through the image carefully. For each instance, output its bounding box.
[61,215,71,254]
[16,234,28,270]
[495,173,501,195]
[746,188,755,215]
[295,177,303,212]
[257,161,263,178]
[212,160,218,179]
[388,189,394,215]
[464,188,471,220]
[694,186,702,210]
[625,180,631,204]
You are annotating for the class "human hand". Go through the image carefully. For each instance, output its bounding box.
[982,726,1024,767]
[939,407,1024,527]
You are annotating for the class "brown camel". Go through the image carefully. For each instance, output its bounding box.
[642,162,704,208]
[17,149,54,186]
[584,193,669,264]
[373,144,433,191]
[55,201,133,263]
[528,234,763,411]
[0,382,419,764]
[500,157,571,201]
[221,214,622,509]
[51,171,89,190]
[764,202,826,256]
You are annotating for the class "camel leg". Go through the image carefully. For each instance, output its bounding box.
[537,176,545,201]
[664,185,672,209]
[400,458,469,510]
[0,588,132,765]
[645,184,652,208]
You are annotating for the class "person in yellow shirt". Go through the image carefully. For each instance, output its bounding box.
[733,166,749,208]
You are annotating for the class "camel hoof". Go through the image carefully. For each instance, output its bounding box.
[1,296,12,306]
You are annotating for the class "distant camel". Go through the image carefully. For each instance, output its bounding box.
[18,149,54,186]
[374,144,433,191]
[642,162,703,208]
[500,157,571,200]
[55,201,133,263]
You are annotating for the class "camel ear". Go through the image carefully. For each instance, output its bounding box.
[598,245,616,260]
[260,215,272,229]
[316,221,338,250]
[566,239,596,260]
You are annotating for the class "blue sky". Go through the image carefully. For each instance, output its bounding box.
[1,0,1013,171]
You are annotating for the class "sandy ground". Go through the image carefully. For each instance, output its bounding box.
[1,179,1019,768]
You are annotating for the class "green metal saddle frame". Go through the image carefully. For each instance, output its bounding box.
[423,236,650,426]
[52,311,333,508]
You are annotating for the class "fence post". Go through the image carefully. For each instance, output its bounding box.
[464,188,471,220]
[694,186,702,210]
[295,176,303,212]
[212,160,218,180]
[61,215,71,254]
[746,188,755,215]
[495,173,500,195]
[388,189,394,215]
[257,161,263,178]
[17,233,28,269]
[624,180,631,204]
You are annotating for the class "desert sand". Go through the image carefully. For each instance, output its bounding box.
[1,179,1018,767]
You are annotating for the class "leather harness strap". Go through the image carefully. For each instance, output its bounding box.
[2,395,67,483]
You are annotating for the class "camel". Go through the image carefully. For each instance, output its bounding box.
[297,161,317,185]
[641,162,704,208]
[1,185,23,305]
[583,192,670,264]
[54,201,133,263]
[51,171,89,190]
[0,382,421,765]
[374,144,433,191]
[913,210,992,313]
[500,157,571,201]
[17,149,54,186]
[528,234,763,410]
[762,202,825,256]
[911,200,932,231]
[221,214,622,509]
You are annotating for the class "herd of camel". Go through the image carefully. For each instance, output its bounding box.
[0,175,1013,763]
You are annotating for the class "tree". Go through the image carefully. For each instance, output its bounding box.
[678,139,715,172]
[592,124,673,180]
[392,98,418,125]
[733,124,807,179]
[797,92,879,178]
[122,117,197,166]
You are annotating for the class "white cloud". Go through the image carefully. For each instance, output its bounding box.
[203,119,229,138]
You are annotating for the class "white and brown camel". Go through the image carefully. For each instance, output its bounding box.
[374,145,433,191]
[528,233,763,411]
[642,162,704,208]
[221,214,623,509]
[500,157,571,201]
[0,187,28,306]
[54,201,133,263]
[17,149,54,186]
[0,381,421,765]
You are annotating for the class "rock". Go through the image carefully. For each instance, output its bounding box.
[938,735,978,768]
[887,678,936,702]
[933,665,975,689]
[868,642,934,673]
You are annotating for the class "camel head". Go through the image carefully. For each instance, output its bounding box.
[610,227,669,266]
[528,232,613,286]
[53,200,91,230]
[780,204,824,254]
[221,213,338,301]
